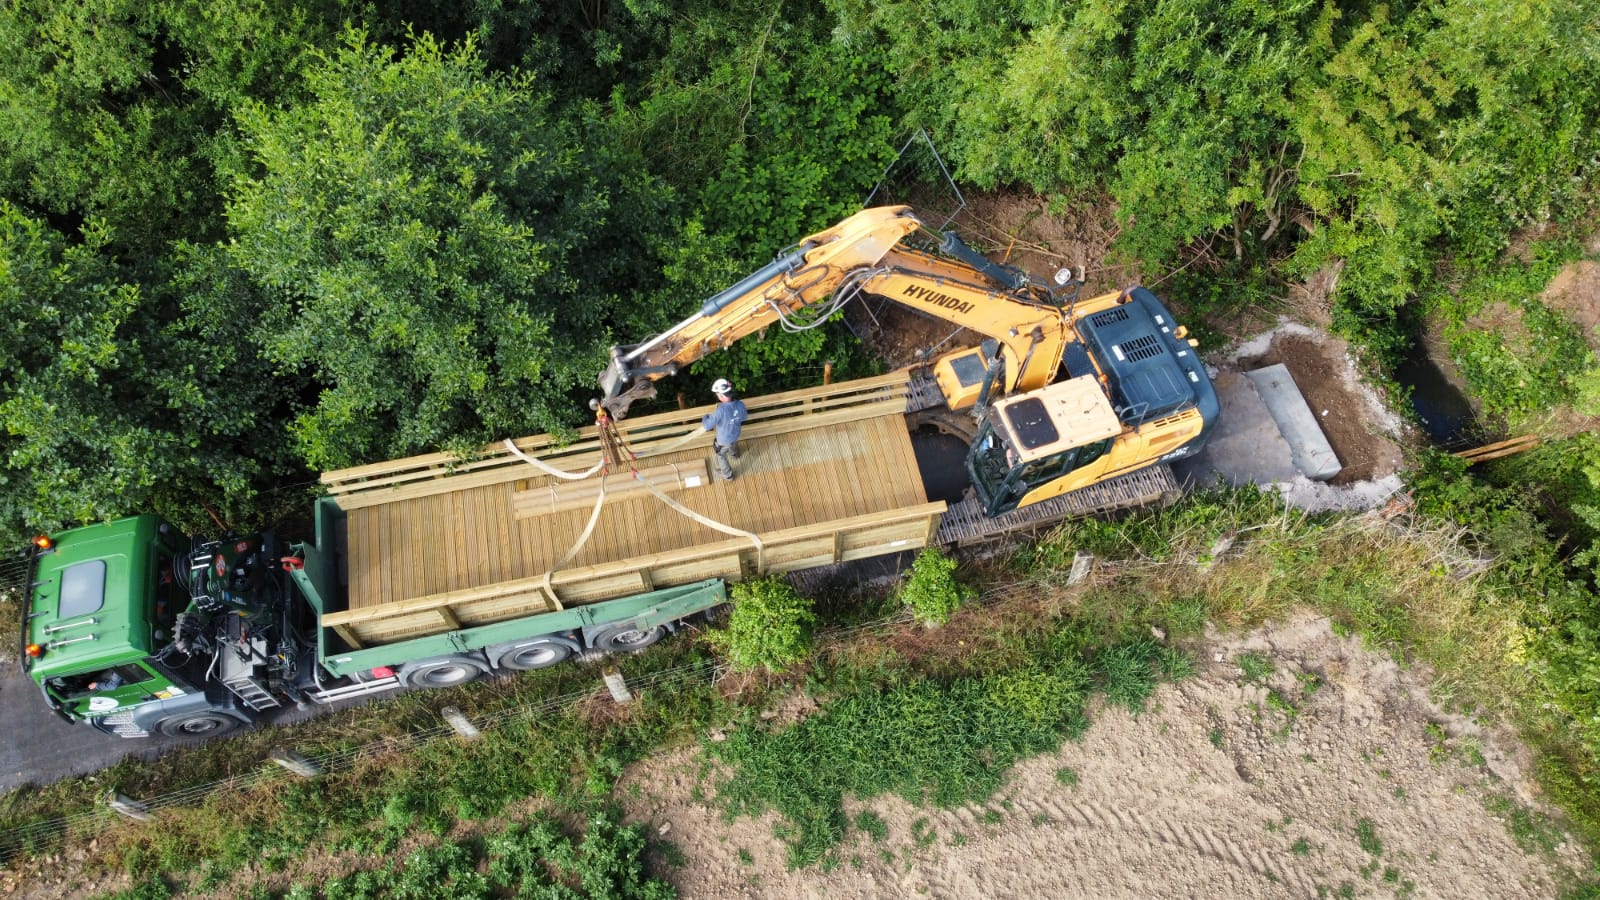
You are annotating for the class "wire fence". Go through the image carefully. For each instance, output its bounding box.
[0,655,729,865]
[0,548,32,613]
[0,558,1060,867]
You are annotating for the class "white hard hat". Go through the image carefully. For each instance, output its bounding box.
[712,378,733,395]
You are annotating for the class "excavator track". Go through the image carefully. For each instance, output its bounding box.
[935,464,1183,547]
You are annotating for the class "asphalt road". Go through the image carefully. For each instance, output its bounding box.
[0,658,199,794]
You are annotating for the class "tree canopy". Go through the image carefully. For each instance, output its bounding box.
[0,0,1594,541]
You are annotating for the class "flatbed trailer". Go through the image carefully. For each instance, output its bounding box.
[311,372,947,651]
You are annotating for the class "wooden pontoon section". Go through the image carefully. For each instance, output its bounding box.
[318,373,945,648]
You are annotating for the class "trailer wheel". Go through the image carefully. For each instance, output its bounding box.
[493,638,577,671]
[590,623,667,653]
[399,655,488,689]
[157,711,241,737]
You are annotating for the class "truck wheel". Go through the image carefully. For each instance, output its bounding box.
[399,655,488,689]
[493,638,578,671]
[157,711,241,737]
[590,623,666,653]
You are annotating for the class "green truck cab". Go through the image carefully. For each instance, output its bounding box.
[22,516,241,736]
[21,510,724,739]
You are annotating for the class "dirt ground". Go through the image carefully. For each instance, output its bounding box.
[621,615,1591,898]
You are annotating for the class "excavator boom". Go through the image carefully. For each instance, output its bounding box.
[599,206,925,416]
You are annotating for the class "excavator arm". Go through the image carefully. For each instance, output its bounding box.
[597,206,1085,418]
[599,207,924,417]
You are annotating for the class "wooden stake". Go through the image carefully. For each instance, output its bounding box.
[269,748,322,779]
[105,792,153,823]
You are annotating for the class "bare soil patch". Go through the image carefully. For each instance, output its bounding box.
[619,616,1590,899]
[1542,260,1600,356]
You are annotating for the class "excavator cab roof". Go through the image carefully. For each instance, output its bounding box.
[990,376,1122,465]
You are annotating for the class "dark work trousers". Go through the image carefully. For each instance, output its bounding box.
[713,441,740,480]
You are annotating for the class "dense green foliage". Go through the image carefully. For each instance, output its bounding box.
[709,576,818,673]
[711,633,1187,866]
[222,30,666,467]
[2,0,1593,540]
[840,0,1600,353]
[899,547,974,626]
[95,813,672,900]
[8,486,1600,892]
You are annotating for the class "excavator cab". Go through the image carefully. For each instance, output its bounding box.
[966,377,1123,516]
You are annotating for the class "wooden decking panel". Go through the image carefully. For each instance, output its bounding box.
[342,394,931,613]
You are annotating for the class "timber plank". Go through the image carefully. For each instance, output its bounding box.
[394,497,419,606]
[427,493,456,596]
[812,425,857,519]
[449,492,469,592]
[892,414,929,506]
[317,374,875,490]
[491,482,515,585]
[751,436,798,532]
[325,385,910,509]
[874,415,905,506]
[335,378,936,632]
[370,505,392,612]
[346,508,371,610]
[858,417,895,515]
[889,415,924,507]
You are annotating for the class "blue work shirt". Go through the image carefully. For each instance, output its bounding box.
[702,399,748,447]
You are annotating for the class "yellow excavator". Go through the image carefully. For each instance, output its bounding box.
[598,206,1218,521]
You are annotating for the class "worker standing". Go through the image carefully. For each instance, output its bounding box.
[702,378,748,481]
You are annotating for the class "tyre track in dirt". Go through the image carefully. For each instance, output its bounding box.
[928,793,1321,896]
[619,616,1589,899]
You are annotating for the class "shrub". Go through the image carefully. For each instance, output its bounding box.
[708,577,817,674]
[900,548,974,627]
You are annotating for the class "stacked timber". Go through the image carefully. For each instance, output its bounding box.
[316,373,945,648]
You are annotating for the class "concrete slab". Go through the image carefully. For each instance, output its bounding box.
[1173,369,1300,489]
[1245,364,1341,481]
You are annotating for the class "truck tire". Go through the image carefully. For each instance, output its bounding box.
[589,623,667,653]
[398,655,488,689]
[492,637,579,671]
[157,711,242,738]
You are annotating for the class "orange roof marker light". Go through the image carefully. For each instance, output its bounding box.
[32,534,52,550]
[25,643,43,658]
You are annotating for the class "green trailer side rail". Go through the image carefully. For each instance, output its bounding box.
[286,537,724,678]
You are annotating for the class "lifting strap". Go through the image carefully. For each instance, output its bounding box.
[502,439,603,481]
[514,407,763,609]
[635,478,765,571]
[536,473,608,609]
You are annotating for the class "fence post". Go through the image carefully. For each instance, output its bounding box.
[269,748,322,779]
[104,792,153,823]
[441,706,482,740]
[823,360,834,385]
[1068,552,1095,585]
[603,667,633,704]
